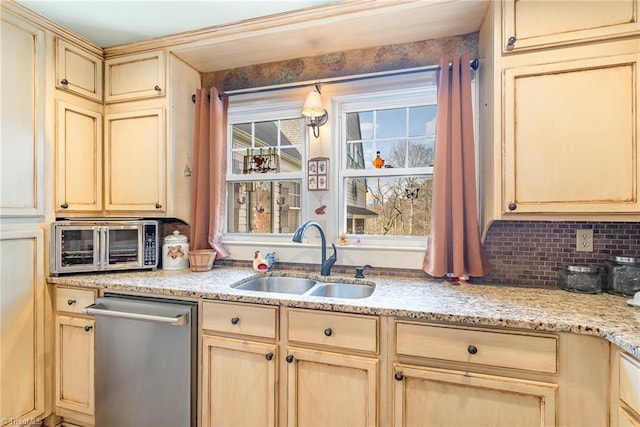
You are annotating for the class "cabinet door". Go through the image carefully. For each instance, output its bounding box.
[201,336,277,427]
[104,108,166,213]
[55,315,95,417]
[105,50,165,103]
[0,228,45,422]
[286,347,378,427]
[393,364,557,427]
[0,12,45,217]
[503,53,640,214]
[56,100,103,213]
[503,0,640,52]
[56,38,103,102]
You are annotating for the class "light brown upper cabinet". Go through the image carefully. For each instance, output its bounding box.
[105,50,165,103]
[56,38,104,102]
[56,100,103,214]
[502,52,640,214]
[502,0,640,53]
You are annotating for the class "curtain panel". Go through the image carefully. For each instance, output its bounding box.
[423,55,490,278]
[189,87,230,258]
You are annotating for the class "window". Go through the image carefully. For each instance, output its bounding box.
[338,86,437,240]
[226,104,304,235]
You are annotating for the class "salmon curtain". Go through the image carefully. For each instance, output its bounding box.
[189,87,230,258]
[423,55,490,278]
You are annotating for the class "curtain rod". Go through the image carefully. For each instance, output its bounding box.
[191,58,478,103]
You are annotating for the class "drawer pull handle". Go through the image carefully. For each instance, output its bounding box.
[60,78,69,85]
[508,202,517,211]
[265,352,274,361]
[60,203,69,209]
[154,85,162,92]
[324,328,333,337]
[155,203,162,209]
[468,344,478,355]
[230,317,240,325]
[286,354,294,363]
[506,36,516,49]
[67,299,76,306]
[394,372,404,381]
[84,325,93,332]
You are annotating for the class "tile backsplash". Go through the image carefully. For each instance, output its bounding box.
[476,220,640,287]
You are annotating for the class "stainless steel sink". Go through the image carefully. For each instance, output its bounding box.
[308,283,375,299]
[232,276,317,294]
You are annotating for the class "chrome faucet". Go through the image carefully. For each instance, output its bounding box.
[292,220,337,276]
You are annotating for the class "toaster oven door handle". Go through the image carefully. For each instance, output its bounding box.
[83,303,188,326]
[98,227,106,269]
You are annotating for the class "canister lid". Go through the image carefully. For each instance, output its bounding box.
[565,265,599,273]
[164,230,188,243]
[608,255,640,265]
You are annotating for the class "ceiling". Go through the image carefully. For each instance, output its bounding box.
[14,0,490,73]
[15,0,338,47]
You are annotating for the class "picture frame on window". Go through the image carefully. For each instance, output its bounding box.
[308,157,328,191]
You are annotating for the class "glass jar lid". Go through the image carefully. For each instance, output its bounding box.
[608,255,640,265]
[565,265,599,273]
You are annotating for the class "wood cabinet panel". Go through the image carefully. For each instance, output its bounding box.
[104,107,166,212]
[201,336,277,427]
[503,0,640,52]
[0,12,45,217]
[503,53,640,214]
[286,347,378,427]
[202,301,278,339]
[396,321,557,373]
[621,353,640,417]
[55,315,95,417]
[56,38,103,102]
[105,50,165,103]
[55,287,97,315]
[0,228,45,423]
[392,364,557,427]
[56,100,103,213]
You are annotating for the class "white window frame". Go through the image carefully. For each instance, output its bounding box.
[224,100,306,243]
[333,86,438,248]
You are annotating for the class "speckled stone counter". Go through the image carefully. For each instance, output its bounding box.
[48,266,640,359]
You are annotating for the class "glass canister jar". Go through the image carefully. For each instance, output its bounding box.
[605,256,640,296]
[162,230,190,270]
[559,265,603,294]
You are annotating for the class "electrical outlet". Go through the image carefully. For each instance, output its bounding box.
[576,229,593,252]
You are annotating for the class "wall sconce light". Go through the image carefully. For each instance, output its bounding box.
[301,84,328,138]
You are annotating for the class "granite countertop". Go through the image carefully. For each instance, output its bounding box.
[48,266,640,359]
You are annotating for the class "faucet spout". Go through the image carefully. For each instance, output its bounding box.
[292,220,336,276]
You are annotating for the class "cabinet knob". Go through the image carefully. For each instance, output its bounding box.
[84,325,93,332]
[324,328,333,337]
[230,317,239,325]
[155,203,162,209]
[394,372,404,381]
[67,299,76,306]
[60,203,69,209]
[467,344,478,355]
[154,85,161,92]
[506,36,517,49]
[508,202,517,211]
[265,352,274,361]
[60,78,69,85]
[286,354,294,363]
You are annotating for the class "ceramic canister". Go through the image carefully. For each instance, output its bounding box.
[162,230,189,270]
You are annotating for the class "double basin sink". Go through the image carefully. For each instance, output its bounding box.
[232,276,374,299]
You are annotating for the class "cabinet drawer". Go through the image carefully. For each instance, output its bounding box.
[395,322,557,374]
[621,353,640,416]
[287,309,378,353]
[202,301,277,339]
[56,287,96,314]
[619,406,640,427]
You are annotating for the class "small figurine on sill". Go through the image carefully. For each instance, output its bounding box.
[373,151,385,169]
[253,251,269,271]
[339,233,348,246]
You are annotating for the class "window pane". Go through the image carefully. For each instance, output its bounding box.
[254,121,277,147]
[408,138,435,167]
[231,123,252,151]
[376,108,406,139]
[279,147,303,173]
[346,140,371,170]
[280,118,304,147]
[409,105,435,137]
[346,111,373,141]
[376,140,406,169]
[227,180,301,234]
[344,176,433,237]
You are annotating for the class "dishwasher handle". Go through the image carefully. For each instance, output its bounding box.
[83,303,188,326]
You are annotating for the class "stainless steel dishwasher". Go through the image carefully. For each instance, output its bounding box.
[84,294,197,427]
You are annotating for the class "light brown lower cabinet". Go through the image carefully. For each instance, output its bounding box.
[392,364,556,426]
[612,349,640,426]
